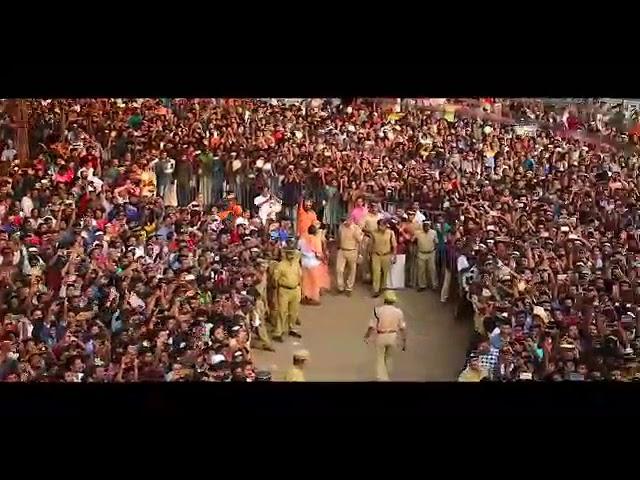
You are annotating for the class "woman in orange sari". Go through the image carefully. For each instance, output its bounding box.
[299,224,330,306]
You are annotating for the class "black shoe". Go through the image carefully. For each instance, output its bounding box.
[372,292,380,298]
[417,287,427,292]
[289,331,302,339]
[336,289,345,295]
[272,336,284,343]
[346,291,352,297]
[263,346,276,352]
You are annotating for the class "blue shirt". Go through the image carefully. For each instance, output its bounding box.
[490,333,504,350]
[270,228,290,245]
[125,204,141,222]
[157,226,174,241]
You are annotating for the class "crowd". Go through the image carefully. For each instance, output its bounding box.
[0,97,638,382]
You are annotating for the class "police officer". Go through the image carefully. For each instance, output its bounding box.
[363,291,407,381]
[370,219,397,297]
[359,203,382,283]
[284,349,309,382]
[414,220,438,291]
[272,240,303,341]
[247,284,275,352]
[336,214,364,296]
[266,250,280,328]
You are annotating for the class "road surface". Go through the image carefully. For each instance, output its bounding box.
[253,282,472,381]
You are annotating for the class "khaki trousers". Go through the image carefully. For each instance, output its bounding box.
[274,286,301,337]
[416,252,438,290]
[336,248,358,292]
[371,253,391,294]
[376,333,397,381]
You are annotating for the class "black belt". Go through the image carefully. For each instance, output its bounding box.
[279,285,299,289]
[419,250,435,254]
[340,248,357,251]
[373,252,391,256]
[377,330,398,334]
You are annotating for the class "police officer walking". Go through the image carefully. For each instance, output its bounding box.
[284,349,310,382]
[414,220,439,292]
[336,214,364,296]
[272,240,303,341]
[363,291,407,381]
[370,219,397,298]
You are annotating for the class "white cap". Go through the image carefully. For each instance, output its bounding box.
[212,354,226,365]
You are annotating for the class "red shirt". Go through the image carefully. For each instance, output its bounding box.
[229,229,241,244]
[80,154,99,170]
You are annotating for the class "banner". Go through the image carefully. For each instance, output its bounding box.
[513,124,538,137]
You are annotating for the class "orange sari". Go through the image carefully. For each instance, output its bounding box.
[299,232,330,302]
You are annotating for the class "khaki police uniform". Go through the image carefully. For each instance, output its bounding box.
[370,228,397,295]
[414,228,438,290]
[267,259,280,327]
[255,266,269,314]
[284,349,309,382]
[284,366,306,382]
[250,297,274,351]
[359,212,381,282]
[369,302,406,381]
[336,222,364,293]
[273,255,302,338]
[402,221,418,288]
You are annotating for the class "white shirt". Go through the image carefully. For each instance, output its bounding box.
[254,193,278,224]
[1,148,16,162]
[21,195,34,217]
[413,211,426,225]
[457,254,470,272]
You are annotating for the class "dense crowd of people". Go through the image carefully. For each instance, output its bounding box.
[0,97,638,382]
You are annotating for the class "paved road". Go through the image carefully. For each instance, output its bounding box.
[253,280,472,382]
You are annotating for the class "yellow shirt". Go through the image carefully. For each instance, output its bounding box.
[443,105,456,123]
[284,366,305,382]
[275,259,302,289]
[371,229,397,255]
[457,367,488,382]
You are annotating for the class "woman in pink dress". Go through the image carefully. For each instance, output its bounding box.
[349,195,367,225]
[299,224,330,305]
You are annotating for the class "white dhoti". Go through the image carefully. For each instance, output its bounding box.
[386,254,406,290]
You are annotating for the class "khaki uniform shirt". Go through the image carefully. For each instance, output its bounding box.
[458,367,488,382]
[368,304,406,333]
[274,259,302,289]
[371,229,397,255]
[256,271,268,302]
[338,223,364,250]
[362,213,381,234]
[415,229,438,253]
[284,366,306,382]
